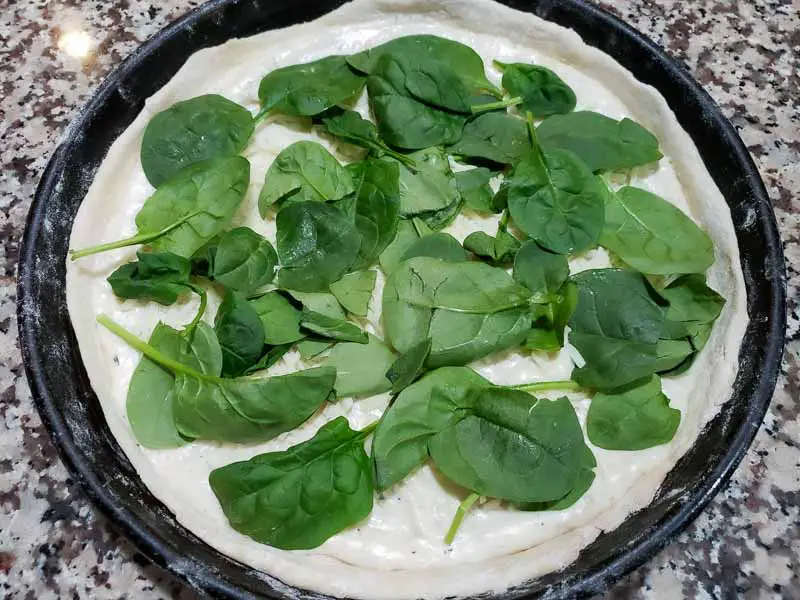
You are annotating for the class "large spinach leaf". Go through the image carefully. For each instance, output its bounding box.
[323,335,397,397]
[447,112,529,165]
[212,227,277,293]
[259,141,355,212]
[400,232,469,265]
[537,111,662,172]
[209,416,374,549]
[258,55,366,117]
[495,61,576,118]
[568,269,666,390]
[600,186,715,275]
[107,251,192,305]
[276,201,361,292]
[140,94,254,187]
[214,290,265,377]
[587,376,680,450]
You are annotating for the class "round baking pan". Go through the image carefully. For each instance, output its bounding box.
[17,0,786,598]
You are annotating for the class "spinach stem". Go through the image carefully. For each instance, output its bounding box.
[385,148,418,170]
[358,420,379,437]
[70,211,201,261]
[444,492,480,545]
[511,380,581,394]
[184,283,208,336]
[253,105,271,125]
[471,96,523,114]
[97,314,214,381]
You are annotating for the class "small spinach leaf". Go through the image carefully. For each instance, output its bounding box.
[214,290,265,377]
[587,376,680,450]
[324,335,397,397]
[276,201,361,292]
[537,111,662,172]
[512,241,570,302]
[290,291,346,319]
[249,291,305,346]
[300,310,369,344]
[386,338,432,394]
[320,110,414,167]
[212,227,277,293]
[455,167,497,214]
[259,141,355,212]
[297,339,336,360]
[447,112,529,165]
[391,147,460,219]
[141,95,254,187]
[209,416,374,550]
[463,230,520,264]
[330,270,377,317]
[258,55,366,117]
[495,61,576,118]
[244,344,293,375]
[107,251,192,305]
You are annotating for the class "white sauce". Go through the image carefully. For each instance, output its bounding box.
[65,1,748,598]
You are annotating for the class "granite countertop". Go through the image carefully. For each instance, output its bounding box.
[0,0,797,598]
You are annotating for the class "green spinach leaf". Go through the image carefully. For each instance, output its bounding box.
[447,112,529,165]
[209,416,374,549]
[320,110,415,167]
[386,338,431,394]
[249,291,305,346]
[379,219,421,274]
[107,251,192,305]
[214,290,265,377]
[300,310,369,344]
[537,111,662,172]
[244,344,293,375]
[330,270,377,317]
[290,291,346,319]
[463,230,520,264]
[324,335,397,397]
[212,227,277,293]
[258,55,366,117]
[141,95,254,187]
[587,376,680,450]
[513,240,570,302]
[276,201,361,292]
[455,167,497,214]
[297,339,336,360]
[259,141,355,212]
[400,232,469,264]
[495,61,576,118]
[391,148,460,220]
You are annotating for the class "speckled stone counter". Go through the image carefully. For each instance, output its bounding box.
[0,1,797,598]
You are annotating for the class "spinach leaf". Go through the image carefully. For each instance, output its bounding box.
[290,291,346,319]
[537,111,662,172]
[258,55,366,117]
[345,159,401,269]
[214,290,266,377]
[654,338,695,373]
[249,291,305,346]
[513,241,570,302]
[372,366,492,490]
[100,315,336,443]
[300,310,368,344]
[506,125,606,254]
[455,167,497,214]
[587,376,680,450]
[140,94,254,187]
[348,35,499,97]
[379,219,421,274]
[244,344,293,375]
[519,443,596,511]
[259,141,355,212]
[73,157,250,260]
[659,274,724,351]
[386,338,431,394]
[276,201,361,292]
[319,110,415,167]
[330,270,377,317]
[391,148,460,220]
[495,61,576,118]
[463,230,520,264]
[297,339,336,360]
[324,335,397,397]
[447,112,529,165]
[212,227,277,293]
[569,269,666,390]
[107,251,192,305]
[401,59,474,113]
[367,54,466,150]
[400,232,469,265]
[600,186,715,275]
[209,416,374,550]
[524,281,577,352]
[429,391,591,503]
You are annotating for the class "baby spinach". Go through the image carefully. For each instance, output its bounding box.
[463,230,520,265]
[524,282,577,352]
[300,310,369,344]
[600,186,715,275]
[320,109,416,168]
[214,290,265,377]
[324,335,397,397]
[209,417,374,550]
[386,338,431,394]
[455,167,497,214]
[249,291,304,346]
[429,391,592,504]
[107,251,192,305]
[400,232,469,265]
[372,366,493,490]
[72,157,250,260]
[99,315,336,443]
[513,240,570,302]
[276,201,361,292]
[659,274,724,352]
[537,111,662,172]
[569,269,666,390]
[368,54,466,150]
[259,141,355,212]
[495,61,576,118]
[391,148,460,221]
[348,35,500,98]
[140,94,254,187]
[379,219,422,274]
[447,112,529,165]
[519,444,596,512]
[297,339,336,360]
[330,270,377,317]
[257,55,366,118]
[587,376,680,450]
[244,343,293,375]
[290,290,346,319]
[345,159,401,269]
[506,121,605,254]
[212,227,277,293]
